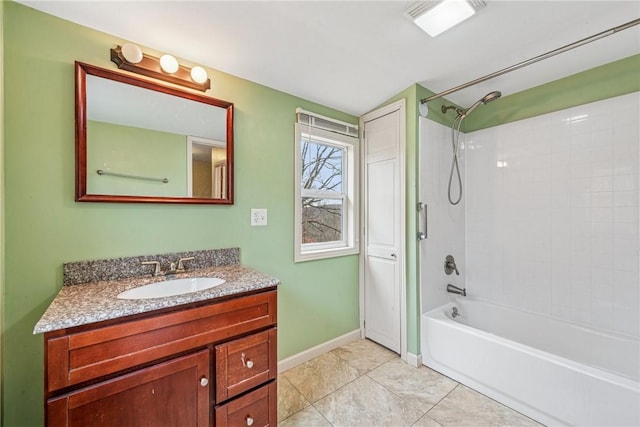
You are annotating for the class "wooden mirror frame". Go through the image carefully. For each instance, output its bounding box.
[75,61,234,204]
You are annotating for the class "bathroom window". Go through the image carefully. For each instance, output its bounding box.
[294,110,359,262]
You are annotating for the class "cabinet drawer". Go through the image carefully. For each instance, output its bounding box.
[215,381,277,427]
[45,291,276,393]
[215,328,277,402]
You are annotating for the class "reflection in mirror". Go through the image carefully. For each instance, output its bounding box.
[76,62,234,204]
[187,136,227,199]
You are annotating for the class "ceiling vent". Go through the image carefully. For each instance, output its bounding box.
[405,0,487,37]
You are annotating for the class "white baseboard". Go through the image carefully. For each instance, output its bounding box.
[278,329,361,373]
[406,351,423,368]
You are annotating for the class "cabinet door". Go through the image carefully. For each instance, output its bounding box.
[47,350,210,427]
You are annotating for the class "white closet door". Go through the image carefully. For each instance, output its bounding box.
[363,108,403,353]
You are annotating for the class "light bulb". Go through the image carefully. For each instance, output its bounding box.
[160,54,179,74]
[190,66,208,84]
[121,43,143,64]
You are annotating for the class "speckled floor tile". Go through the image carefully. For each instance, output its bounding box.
[278,406,332,427]
[278,376,310,421]
[282,352,362,402]
[331,339,397,372]
[314,375,425,427]
[427,385,542,427]
[412,414,445,427]
[367,358,458,413]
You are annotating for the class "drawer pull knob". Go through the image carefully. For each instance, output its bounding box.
[246,416,254,426]
[241,353,254,369]
[200,377,209,387]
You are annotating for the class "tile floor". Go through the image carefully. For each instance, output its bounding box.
[278,339,543,427]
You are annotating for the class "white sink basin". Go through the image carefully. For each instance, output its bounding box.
[117,277,226,300]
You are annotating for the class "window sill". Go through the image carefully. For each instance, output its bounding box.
[294,246,359,263]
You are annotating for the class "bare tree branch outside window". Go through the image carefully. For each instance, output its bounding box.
[301,138,345,244]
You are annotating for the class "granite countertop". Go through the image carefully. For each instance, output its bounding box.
[34,264,280,334]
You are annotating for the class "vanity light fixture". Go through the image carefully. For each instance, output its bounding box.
[405,0,486,37]
[160,54,179,74]
[110,44,211,92]
[190,66,209,84]
[120,43,143,64]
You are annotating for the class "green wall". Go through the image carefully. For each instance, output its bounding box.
[420,54,640,133]
[87,120,188,196]
[464,54,640,132]
[0,0,5,423]
[2,3,359,425]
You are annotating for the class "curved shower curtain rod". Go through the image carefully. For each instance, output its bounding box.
[419,18,640,105]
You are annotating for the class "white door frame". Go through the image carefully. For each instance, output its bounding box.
[186,135,226,197]
[359,99,407,361]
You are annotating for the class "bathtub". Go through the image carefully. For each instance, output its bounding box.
[421,299,639,426]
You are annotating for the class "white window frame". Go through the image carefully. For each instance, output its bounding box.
[294,123,359,262]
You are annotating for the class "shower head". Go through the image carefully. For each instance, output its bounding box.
[460,91,502,118]
[482,91,502,104]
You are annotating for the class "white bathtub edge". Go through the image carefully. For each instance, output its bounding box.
[421,303,639,426]
[422,352,569,427]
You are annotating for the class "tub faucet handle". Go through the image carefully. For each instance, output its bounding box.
[445,255,459,275]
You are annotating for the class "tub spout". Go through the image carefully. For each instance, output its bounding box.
[447,284,466,296]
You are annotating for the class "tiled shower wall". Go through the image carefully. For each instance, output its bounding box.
[465,92,639,337]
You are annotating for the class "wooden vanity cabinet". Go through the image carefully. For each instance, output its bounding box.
[44,289,277,427]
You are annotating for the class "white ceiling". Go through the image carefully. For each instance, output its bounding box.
[87,74,228,141]
[19,1,640,116]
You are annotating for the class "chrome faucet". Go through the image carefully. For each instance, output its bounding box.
[447,284,466,296]
[444,255,460,275]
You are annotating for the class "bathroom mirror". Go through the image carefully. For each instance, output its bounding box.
[75,62,234,204]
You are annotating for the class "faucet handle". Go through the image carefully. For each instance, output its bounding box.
[141,261,161,277]
[177,257,195,272]
[444,255,460,276]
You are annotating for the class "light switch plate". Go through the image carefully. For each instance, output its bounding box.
[251,208,268,226]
